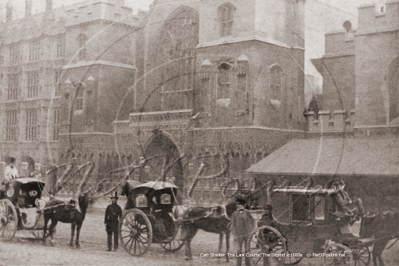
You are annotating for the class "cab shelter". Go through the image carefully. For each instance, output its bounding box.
[245,137,399,212]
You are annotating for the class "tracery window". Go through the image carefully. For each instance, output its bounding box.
[25,109,38,141]
[8,74,19,100]
[27,71,39,98]
[29,40,41,62]
[75,86,84,111]
[388,57,398,122]
[10,44,20,65]
[156,9,199,111]
[6,110,18,141]
[217,63,233,100]
[270,65,284,102]
[57,36,65,58]
[77,34,87,61]
[54,69,62,96]
[218,3,235,37]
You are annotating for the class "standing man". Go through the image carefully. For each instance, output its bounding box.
[231,195,255,266]
[4,157,19,184]
[104,192,122,251]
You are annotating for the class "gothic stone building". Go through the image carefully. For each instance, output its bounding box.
[1,0,307,204]
[112,0,306,204]
[0,0,142,185]
[247,1,398,213]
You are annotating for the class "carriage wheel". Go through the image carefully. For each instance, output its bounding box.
[352,246,371,266]
[279,249,304,265]
[324,241,354,266]
[0,199,18,241]
[120,209,153,256]
[160,224,185,252]
[247,225,287,265]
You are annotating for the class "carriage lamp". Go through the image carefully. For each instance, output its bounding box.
[144,165,151,173]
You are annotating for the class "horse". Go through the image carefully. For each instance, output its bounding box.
[174,201,238,261]
[42,195,89,248]
[361,210,399,266]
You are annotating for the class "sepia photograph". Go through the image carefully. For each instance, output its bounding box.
[0,0,398,265]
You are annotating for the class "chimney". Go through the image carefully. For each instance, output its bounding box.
[46,0,53,12]
[26,0,32,17]
[6,1,13,22]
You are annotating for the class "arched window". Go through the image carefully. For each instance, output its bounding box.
[388,57,398,123]
[156,7,199,111]
[77,33,87,61]
[218,3,235,37]
[217,63,233,100]
[269,65,284,102]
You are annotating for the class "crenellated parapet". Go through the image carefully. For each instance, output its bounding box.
[304,110,355,133]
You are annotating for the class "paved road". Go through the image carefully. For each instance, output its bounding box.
[1,209,398,266]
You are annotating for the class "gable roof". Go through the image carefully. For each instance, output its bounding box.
[246,137,399,177]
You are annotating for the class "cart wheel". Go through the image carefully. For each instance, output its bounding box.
[247,225,287,265]
[352,246,371,266]
[160,224,185,252]
[324,241,354,266]
[280,249,303,265]
[0,199,18,241]
[120,209,153,256]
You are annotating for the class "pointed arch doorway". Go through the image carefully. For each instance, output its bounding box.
[142,133,184,192]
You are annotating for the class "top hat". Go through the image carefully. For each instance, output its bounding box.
[110,192,119,199]
[9,157,16,164]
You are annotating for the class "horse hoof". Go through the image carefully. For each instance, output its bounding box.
[185,257,193,261]
[76,245,80,249]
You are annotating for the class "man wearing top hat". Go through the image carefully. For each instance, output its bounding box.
[104,192,122,251]
[231,195,255,266]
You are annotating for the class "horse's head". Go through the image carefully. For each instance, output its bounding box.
[225,201,237,219]
[362,210,399,238]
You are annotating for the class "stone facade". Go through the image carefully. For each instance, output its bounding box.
[311,0,399,135]
[1,0,307,204]
[0,0,141,184]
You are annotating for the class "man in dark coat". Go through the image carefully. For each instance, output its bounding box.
[332,180,365,219]
[231,195,255,266]
[104,192,122,251]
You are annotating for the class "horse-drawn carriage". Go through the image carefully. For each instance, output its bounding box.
[119,180,184,256]
[246,184,395,266]
[0,178,47,241]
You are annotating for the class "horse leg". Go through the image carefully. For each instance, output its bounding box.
[43,217,49,245]
[373,239,389,266]
[184,225,198,260]
[217,233,223,263]
[75,222,82,248]
[49,220,58,246]
[226,230,230,262]
[70,222,76,247]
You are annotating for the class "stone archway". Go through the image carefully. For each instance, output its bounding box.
[143,133,183,191]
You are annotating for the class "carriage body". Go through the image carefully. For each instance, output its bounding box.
[248,185,372,266]
[0,178,47,241]
[119,181,184,256]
